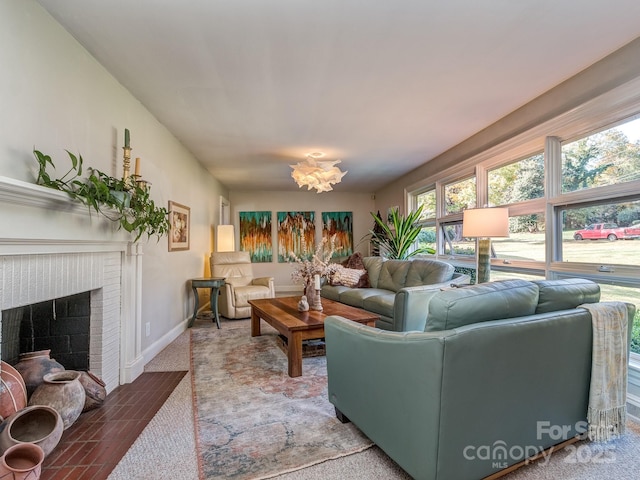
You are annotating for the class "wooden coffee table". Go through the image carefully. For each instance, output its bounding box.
[249,296,378,377]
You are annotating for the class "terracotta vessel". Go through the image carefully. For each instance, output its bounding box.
[0,405,64,458]
[0,443,44,480]
[13,351,64,399]
[0,362,28,421]
[78,371,106,412]
[28,371,85,430]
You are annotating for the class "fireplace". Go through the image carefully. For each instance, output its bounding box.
[2,291,91,370]
[0,176,145,394]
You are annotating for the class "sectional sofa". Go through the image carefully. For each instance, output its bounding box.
[321,256,470,331]
[325,278,635,480]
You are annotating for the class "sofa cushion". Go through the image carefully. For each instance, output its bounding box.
[377,261,411,292]
[533,278,600,313]
[321,284,350,301]
[362,257,384,288]
[405,260,454,287]
[339,288,389,309]
[425,279,539,331]
[362,293,395,318]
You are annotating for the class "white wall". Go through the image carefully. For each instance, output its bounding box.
[0,1,228,357]
[229,190,375,291]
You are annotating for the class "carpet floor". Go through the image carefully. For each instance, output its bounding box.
[107,316,640,479]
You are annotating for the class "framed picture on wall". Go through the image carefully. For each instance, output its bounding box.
[322,211,353,258]
[239,211,273,262]
[277,211,315,262]
[168,201,190,251]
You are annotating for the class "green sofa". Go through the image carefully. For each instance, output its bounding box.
[325,278,635,480]
[320,257,470,331]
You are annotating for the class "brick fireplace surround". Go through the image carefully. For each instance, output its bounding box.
[0,176,145,393]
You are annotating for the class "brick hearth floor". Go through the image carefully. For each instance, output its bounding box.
[40,370,187,480]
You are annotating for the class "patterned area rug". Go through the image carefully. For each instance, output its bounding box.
[190,322,373,480]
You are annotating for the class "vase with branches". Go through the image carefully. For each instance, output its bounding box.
[289,235,338,304]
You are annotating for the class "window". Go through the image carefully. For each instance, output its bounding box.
[490,270,544,282]
[491,213,546,262]
[598,283,640,355]
[561,118,640,194]
[488,153,544,205]
[416,189,436,221]
[559,199,640,265]
[441,221,474,256]
[417,226,436,253]
[444,177,476,215]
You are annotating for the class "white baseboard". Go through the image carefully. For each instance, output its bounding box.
[141,318,189,368]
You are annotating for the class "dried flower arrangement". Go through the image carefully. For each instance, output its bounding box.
[289,234,338,285]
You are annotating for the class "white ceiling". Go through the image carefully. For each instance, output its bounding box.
[36,0,640,193]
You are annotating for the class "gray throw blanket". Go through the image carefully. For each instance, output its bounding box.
[580,302,628,442]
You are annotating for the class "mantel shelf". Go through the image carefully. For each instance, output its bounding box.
[0,175,89,215]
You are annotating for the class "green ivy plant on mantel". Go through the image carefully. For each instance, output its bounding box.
[34,149,170,242]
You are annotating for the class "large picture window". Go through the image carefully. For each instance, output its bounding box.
[444,177,476,215]
[561,118,640,194]
[559,199,640,266]
[488,153,544,205]
[416,189,436,221]
[408,110,640,365]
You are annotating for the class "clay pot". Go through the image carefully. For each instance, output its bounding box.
[13,351,65,399]
[28,371,85,430]
[0,362,28,421]
[78,371,106,412]
[0,405,64,458]
[0,443,44,480]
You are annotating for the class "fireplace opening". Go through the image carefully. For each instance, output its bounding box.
[1,292,90,371]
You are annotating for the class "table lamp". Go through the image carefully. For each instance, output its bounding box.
[462,207,509,284]
[216,225,235,252]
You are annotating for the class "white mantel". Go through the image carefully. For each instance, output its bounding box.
[0,175,144,393]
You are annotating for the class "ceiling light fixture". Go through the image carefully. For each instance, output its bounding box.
[290,152,347,193]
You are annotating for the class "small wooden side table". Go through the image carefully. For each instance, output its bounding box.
[189,277,226,328]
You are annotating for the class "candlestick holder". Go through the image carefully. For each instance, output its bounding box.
[122,146,132,180]
[310,289,323,311]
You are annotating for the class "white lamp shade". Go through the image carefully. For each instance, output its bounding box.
[462,207,510,238]
[216,224,235,252]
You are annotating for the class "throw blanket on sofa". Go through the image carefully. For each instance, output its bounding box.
[580,301,628,442]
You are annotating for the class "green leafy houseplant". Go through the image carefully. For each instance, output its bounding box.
[368,205,435,259]
[34,149,170,241]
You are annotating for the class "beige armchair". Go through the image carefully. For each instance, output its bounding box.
[210,251,275,319]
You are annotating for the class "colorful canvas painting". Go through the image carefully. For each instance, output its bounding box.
[239,211,272,262]
[322,211,353,258]
[277,211,315,262]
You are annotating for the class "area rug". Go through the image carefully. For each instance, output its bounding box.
[190,322,373,480]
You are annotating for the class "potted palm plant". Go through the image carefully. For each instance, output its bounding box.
[368,205,434,259]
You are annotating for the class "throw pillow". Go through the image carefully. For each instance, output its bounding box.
[340,252,370,288]
[330,266,368,288]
